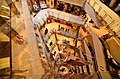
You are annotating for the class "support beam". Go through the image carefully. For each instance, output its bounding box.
[74,26,80,56]
[21,0,45,78]
[54,33,60,51]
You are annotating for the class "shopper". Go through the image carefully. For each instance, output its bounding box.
[44,28,48,35]
[58,24,60,28]
[68,29,69,32]
[65,29,67,32]
[61,27,62,30]
[50,41,53,46]
[58,24,61,30]
[63,27,64,31]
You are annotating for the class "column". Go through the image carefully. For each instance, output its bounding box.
[109,0,117,8]
[21,0,45,78]
[114,4,120,12]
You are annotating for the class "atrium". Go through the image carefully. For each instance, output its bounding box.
[0,0,120,79]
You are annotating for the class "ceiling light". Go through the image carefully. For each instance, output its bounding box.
[1,5,10,10]
[0,15,10,19]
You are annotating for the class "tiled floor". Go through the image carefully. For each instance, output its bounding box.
[40,22,83,48]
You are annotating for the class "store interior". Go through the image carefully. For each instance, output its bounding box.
[0,0,120,79]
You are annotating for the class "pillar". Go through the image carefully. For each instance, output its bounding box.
[114,4,120,12]
[109,0,117,8]
[21,0,45,78]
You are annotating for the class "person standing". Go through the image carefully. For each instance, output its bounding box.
[58,24,61,30]
[44,28,48,35]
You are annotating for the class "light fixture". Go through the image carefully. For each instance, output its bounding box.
[0,15,10,19]
[57,40,61,44]
[1,5,10,10]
